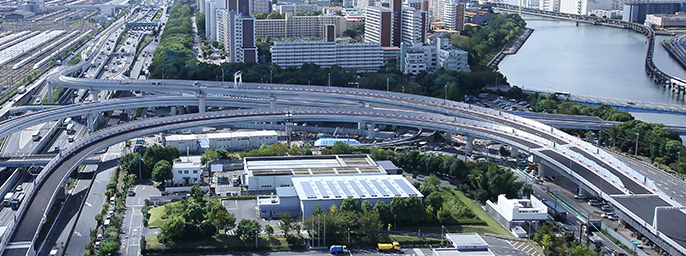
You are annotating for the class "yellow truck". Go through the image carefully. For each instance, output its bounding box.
[377,241,400,252]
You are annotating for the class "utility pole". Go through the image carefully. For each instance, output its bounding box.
[635,132,640,156]
[444,84,447,104]
[386,77,389,94]
[221,68,224,87]
[328,72,331,89]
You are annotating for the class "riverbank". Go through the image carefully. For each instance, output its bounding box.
[487,28,534,68]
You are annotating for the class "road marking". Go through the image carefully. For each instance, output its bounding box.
[85,202,92,207]
[413,248,425,256]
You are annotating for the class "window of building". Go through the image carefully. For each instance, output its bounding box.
[178,171,182,174]
[184,170,189,174]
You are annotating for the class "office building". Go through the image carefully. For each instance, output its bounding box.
[257,174,423,218]
[485,194,550,230]
[365,6,395,46]
[591,9,623,18]
[465,10,493,25]
[559,0,614,15]
[645,12,686,28]
[623,1,682,23]
[172,160,202,186]
[164,130,278,154]
[399,37,469,74]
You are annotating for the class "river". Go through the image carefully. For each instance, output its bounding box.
[498,15,686,134]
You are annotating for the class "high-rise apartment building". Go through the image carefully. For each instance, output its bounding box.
[401,7,427,43]
[442,1,464,31]
[251,0,271,13]
[365,6,395,46]
[205,0,257,63]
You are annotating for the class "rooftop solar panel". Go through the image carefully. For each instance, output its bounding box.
[350,180,365,197]
[360,180,377,197]
[382,179,401,196]
[337,181,354,197]
[395,179,417,196]
[302,181,317,199]
[370,180,389,197]
[315,181,330,198]
[326,181,343,198]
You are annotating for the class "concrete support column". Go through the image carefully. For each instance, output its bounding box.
[170,106,177,116]
[269,95,277,111]
[87,112,95,133]
[445,132,453,142]
[199,94,206,114]
[510,147,519,158]
[578,187,588,197]
[358,121,366,130]
[538,163,548,177]
[366,123,375,139]
[465,136,474,155]
[91,89,100,102]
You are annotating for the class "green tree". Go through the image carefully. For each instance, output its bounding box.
[212,207,236,232]
[339,198,361,213]
[199,220,218,238]
[358,211,382,242]
[98,240,120,255]
[361,200,373,212]
[189,185,205,202]
[183,202,205,224]
[280,213,294,237]
[160,216,186,244]
[331,141,353,154]
[499,145,511,157]
[264,225,274,237]
[236,219,262,240]
[151,160,172,182]
[421,174,441,195]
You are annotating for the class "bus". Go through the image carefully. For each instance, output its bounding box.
[32,130,41,141]
[11,192,25,210]
[17,86,26,94]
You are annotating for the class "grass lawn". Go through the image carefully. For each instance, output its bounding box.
[147,205,166,228]
[451,190,510,236]
[145,233,303,253]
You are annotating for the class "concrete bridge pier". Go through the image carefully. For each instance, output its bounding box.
[91,89,100,102]
[198,94,206,114]
[358,101,367,130]
[366,123,375,139]
[87,113,95,133]
[269,95,277,111]
[510,147,519,158]
[465,136,474,155]
[170,106,177,116]
[445,132,453,142]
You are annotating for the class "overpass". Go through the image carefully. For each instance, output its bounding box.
[511,111,686,135]
[0,155,99,167]
[493,3,686,94]
[125,22,158,30]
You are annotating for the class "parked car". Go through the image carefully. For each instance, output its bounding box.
[574,194,587,200]
[601,205,613,212]
[588,200,602,206]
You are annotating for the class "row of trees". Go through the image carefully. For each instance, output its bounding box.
[533,224,599,256]
[394,150,522,203]
[120,144,180,181]
[523,92,634,122]
[148,0,195,79]
[450,13,527,66]
[159,186,238,244]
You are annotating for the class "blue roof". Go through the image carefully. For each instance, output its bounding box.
[314,138,361,147]
[276,187,298,197]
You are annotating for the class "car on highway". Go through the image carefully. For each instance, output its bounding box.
[574,194,587,200]
[15,185,22,192]
[588,200,602,206]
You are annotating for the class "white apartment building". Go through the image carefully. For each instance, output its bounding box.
[559,0,613,15]
[228,11,258,63]
[251,0,271,13]
[486,194,550,229]
[538,0,560,12]
[271,40,384,72]
[365,6,394,46]
[277,4,323,15]
[400,37,468,74]
[254,15,347,39]
[173,161,202,186]
[401,7,427,43]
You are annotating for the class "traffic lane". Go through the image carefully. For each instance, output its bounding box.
[611,152,686,204]
[613,196,686,250]
[569,147,649,194]
[465,111,569,146]
[38,170,93,256]
[539,149,624,195]
[65,165,114,256]
[471,129,541,150]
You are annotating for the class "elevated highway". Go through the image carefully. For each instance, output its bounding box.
[1,62,685,255]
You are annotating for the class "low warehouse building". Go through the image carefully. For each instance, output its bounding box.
[165,130,278,154]
[242,154,389,193]
[257,174,423,218]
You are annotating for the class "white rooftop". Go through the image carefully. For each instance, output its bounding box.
[245,155,385,176]
[166,130,278,141]
[291,174,422,200]
[446,233,489,251]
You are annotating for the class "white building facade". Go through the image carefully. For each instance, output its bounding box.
[172,161,202,186]
[271,40,384,72]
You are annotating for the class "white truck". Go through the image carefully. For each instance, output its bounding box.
[3,192,14,207]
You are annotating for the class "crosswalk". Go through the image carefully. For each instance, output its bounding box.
[509,240,543,256]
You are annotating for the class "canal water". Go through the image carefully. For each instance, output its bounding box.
[498,15,686,133]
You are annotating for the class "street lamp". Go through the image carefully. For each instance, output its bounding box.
[441,225,445,247]
[347,227,350,246]
[635,132,640,156]
[444,84,447,104]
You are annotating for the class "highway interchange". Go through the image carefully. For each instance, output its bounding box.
[1,4,686,256]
